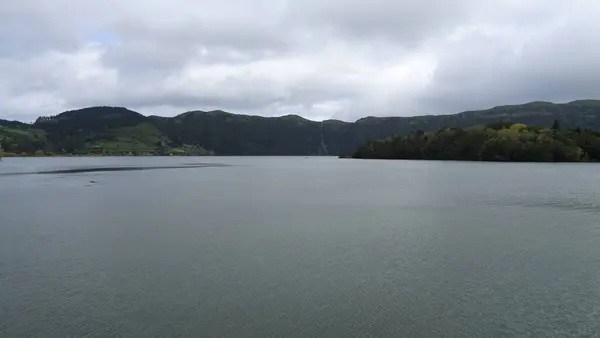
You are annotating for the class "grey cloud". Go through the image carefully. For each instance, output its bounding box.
[1,0,600,121]
[285,0,481,45]
[419,6,600,114]
[0,1,115,56]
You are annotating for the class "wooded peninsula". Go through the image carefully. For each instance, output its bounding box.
[352,121,600,162]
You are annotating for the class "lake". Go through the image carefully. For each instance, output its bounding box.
[1,157,600,337]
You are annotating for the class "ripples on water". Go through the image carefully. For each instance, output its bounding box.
[1,158,600,337]
[484,193,600,214]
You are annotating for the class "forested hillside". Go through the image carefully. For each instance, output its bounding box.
[2,100,600,156]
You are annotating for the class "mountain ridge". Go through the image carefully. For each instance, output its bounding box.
[3,99,600,156]
[3,99,600,125]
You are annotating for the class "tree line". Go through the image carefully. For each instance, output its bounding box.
[352,121,600,162]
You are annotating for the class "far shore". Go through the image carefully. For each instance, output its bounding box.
[1,154,213,158]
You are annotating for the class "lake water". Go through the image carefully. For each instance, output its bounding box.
[1,157,600,337]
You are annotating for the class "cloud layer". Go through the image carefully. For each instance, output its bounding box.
[2,0,599,121]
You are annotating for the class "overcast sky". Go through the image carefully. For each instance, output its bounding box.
[2,0,600,121]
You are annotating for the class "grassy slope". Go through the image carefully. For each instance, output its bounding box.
[0,126,48,155]
[84,122,167,154]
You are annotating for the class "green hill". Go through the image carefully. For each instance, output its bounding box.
[0,120,48,156]
[2,100,600,156]
[29,107,211,156]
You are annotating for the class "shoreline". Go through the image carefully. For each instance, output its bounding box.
[0,153,214,158]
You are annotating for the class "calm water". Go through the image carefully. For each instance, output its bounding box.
[1,157,600,337]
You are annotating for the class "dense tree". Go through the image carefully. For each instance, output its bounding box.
[352,124,600,162]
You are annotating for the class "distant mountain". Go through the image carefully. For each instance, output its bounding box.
[2,100,600,156]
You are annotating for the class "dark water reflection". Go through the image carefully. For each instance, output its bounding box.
[0,162,229,176]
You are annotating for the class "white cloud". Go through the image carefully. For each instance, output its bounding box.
[1,0,600,121]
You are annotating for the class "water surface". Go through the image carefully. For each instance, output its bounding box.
[1,157,600,337]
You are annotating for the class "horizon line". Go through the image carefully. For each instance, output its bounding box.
[2,98,600,124]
